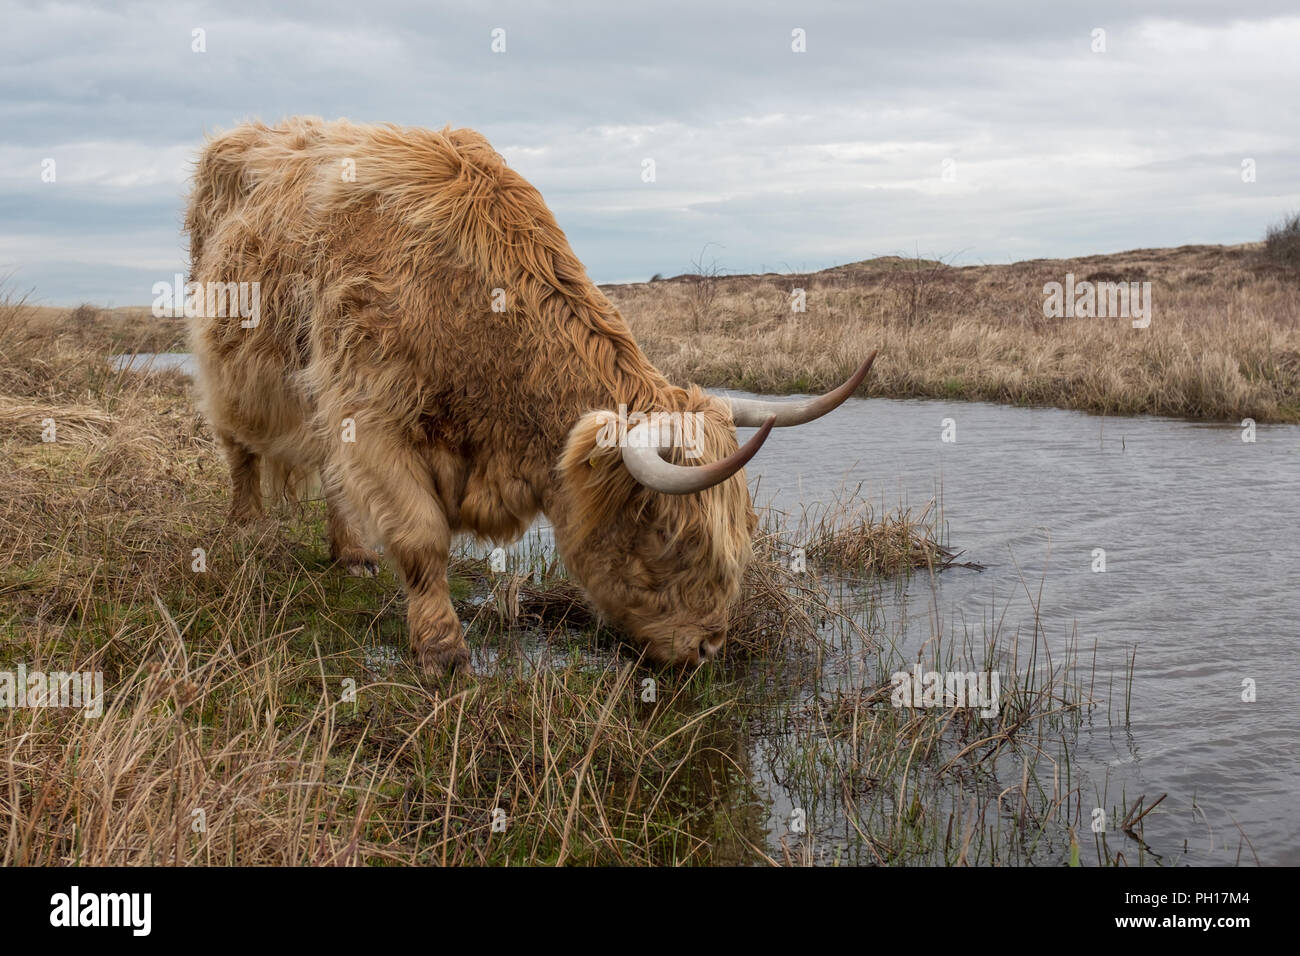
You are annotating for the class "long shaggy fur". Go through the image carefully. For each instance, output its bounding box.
[186,117,756,671]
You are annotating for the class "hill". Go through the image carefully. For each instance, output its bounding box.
[601,243,1299,422]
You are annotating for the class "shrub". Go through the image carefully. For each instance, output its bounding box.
[70,303,99,326]
[1264,212,1300,270]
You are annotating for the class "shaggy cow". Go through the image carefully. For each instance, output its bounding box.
[185,117,875,673]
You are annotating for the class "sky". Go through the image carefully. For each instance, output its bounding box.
[2,0,1298,306]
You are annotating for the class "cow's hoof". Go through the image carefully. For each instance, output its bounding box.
[417,640,471,677]
[228,505,263,525]
[334,547,382,577]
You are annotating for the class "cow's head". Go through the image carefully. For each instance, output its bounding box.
[553,353,877,666]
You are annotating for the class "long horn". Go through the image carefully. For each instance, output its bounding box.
[621,416,776,495]
[728,350,878,427]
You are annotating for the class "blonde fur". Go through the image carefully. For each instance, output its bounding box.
[186,117,756,671]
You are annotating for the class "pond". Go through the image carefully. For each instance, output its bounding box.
[112,352,196,374]
[732,390,1299,865]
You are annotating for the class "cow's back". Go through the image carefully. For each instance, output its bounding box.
[186,117,665,530]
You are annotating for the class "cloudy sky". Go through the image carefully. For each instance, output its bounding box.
[2,0,1298,305]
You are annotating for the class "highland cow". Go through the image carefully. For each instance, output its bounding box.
[185,117,875,673]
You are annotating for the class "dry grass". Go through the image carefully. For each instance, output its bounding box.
[802,496,970,576]
[606,243,1300,422]
[0,290,1144,866]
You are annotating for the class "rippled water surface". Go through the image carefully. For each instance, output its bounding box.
[730,390,1300,865]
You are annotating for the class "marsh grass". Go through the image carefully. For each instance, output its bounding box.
[1,295,1144,865]
[801,495,978,575]
[608,243,1300,423]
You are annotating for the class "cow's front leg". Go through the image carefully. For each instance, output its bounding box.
[324,486,382,577]
[328,422,469,675]
[400,546,470,675]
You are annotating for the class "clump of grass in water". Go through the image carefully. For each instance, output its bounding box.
[802,495,976,575]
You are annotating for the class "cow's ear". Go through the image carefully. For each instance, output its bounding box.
[561,410,622,474]
[557,411,639,543]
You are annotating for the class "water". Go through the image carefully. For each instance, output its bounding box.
[120,354,1300,863]
[111,352,196,374]
[727,391,1300,865]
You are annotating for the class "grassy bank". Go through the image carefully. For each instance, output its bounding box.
[2,297,1160,866]
[606,243,1300,423]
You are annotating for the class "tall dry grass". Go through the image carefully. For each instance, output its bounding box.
[609,243,1300,422]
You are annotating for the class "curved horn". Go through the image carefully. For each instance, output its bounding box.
[621,416,776,495]
[728,350,878,427]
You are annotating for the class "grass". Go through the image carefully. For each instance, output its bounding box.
[0,289,1168,866]
[800,494,976,576]
[610,242,1300,423]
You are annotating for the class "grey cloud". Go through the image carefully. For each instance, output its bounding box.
[2,0,1298,304]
